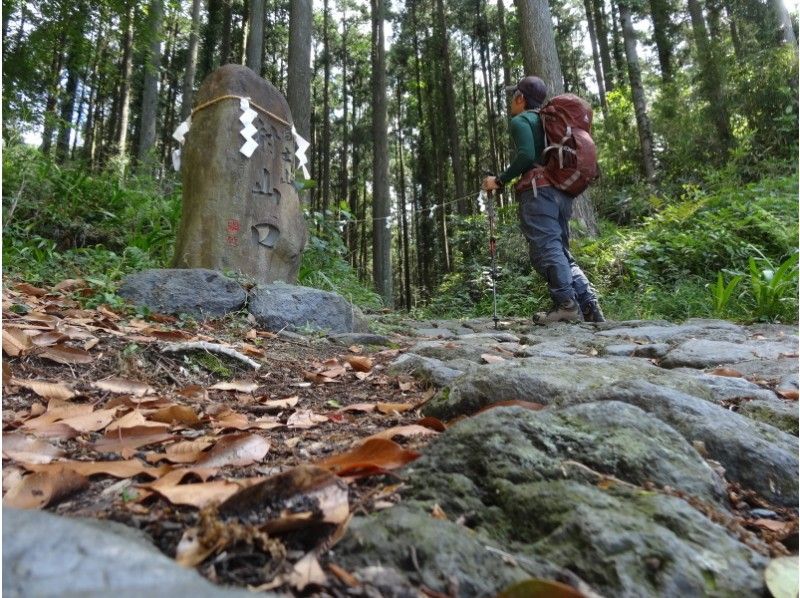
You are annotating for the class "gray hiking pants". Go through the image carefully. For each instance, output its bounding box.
[517,185,599,308]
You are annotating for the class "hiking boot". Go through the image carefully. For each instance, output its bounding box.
[582,300,606,323]
[533,299,583,324]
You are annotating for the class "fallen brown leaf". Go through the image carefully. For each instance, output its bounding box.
[2,433,66,464]
[93,377,155,397]
[29,331,69,347]
[3,469,88,509]
[327,563,360,588]
[376,402,415,415]
[19,459,162,480]
[93,426,175,455]
[346,356,373,372]
[776,389,799,401]
[366,425,439,442]
[145,466,219,490]
[318,438,420,477]
[219,465,349,533]
[15,282,49,297]
[59,408,118,433]
[209,380,259,393]
[287,409,328,429]
[259,396,299,410]
[416,416,447,432]
[148,405,201,426]
[52,278,88,293]
[11,378,76,400]
[430,503,448,520]
[106,410,151,432]
[288,552,327,591]
[162,438,216,463]
[320,365,347,379]
[2,327,32,356]
[152,479,261,508]
[196,433,270,468]
[177,385,209,401]
[340,403,376,413]
[147,329,193,342]
[40,344,93,365]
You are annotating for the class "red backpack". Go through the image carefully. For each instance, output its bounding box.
[533,94,599,197]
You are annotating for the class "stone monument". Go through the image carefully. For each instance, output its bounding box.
[172,64,307,284]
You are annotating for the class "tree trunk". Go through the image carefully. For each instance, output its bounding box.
[497,0,512,89]
[648,0,673,82]
[55,39,83,162]
[583,0,607,114]
[245,0,264,74]
[371,0,392,305]
[687,0,734,154]
[610,1,627,87]
[287,0,312,141]
[396,87,412,310]
[321,0,331,214]
[619,1,656,181]
[592,0,615,93]
[339,12,350,240]
[434,0,467,213]
[137,0,163,165]
[181,0,202,120]
[201,0,222,79]
[116,1,135,158]
[40,30,67,156]
[220,0,233,63]
[514,0,564,93]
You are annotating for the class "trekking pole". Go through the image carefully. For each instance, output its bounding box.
[483,186,500,330]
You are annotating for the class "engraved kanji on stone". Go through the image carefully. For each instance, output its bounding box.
[227,218,241,233]
[252,168,274,197]
[226,234,239,246]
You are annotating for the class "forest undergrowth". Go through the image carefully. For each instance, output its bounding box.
[3,141,797,325]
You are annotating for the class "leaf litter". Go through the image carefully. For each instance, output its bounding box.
[1,284,439,593]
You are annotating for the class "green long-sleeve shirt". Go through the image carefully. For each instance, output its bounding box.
[497,111,545,185]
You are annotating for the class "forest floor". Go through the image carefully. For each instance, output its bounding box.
[2,280,799,596]
[2,281,448,594]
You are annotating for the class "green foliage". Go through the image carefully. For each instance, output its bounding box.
[708,272,743,317]
[3,144,178,297]
[746,252,799,321]
[298,210,383,311]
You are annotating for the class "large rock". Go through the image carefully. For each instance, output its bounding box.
[173,64,307,284]
[421,355,798,506]
[661,338,797,369]
[247,282,368,333]
[337,406,768,597]
[118,268,246,318]
[2,508,251,597]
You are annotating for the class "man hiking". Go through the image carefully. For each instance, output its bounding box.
[481,75,605,324]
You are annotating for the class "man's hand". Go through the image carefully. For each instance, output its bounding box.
[481,176,501,191]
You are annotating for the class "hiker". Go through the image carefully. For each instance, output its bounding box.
[481,75,605,323]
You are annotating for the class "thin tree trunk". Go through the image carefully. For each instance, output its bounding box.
[497,0,512,89]
[220,0,233,63]
[181,0,203,120]
[397,101,412,310]
[40,31,67,156]
[321,0,331,214]
[648,0,673,82]
[611,1,627,87]
[584,0,607,114]
[434,0,467,213]
[201,0,222,78]
[137,0,163,165]
[515,0,564,93]
[371,0,392,305]
[592,0,615,93]
[116,1,135,158]
[287,0,312,141]
[246,0,264,73]
[619,1,656,181]
[687,0,734,154]
[339,12,350,232]
[724,2,744,59]
[56,15,86,163]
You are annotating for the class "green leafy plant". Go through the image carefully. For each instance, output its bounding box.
[709,272,743,317]
[747,252,799,321]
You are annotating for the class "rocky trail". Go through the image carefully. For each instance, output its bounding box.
[2,273,798,597]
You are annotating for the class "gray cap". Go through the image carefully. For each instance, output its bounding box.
[505,76,548,106]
